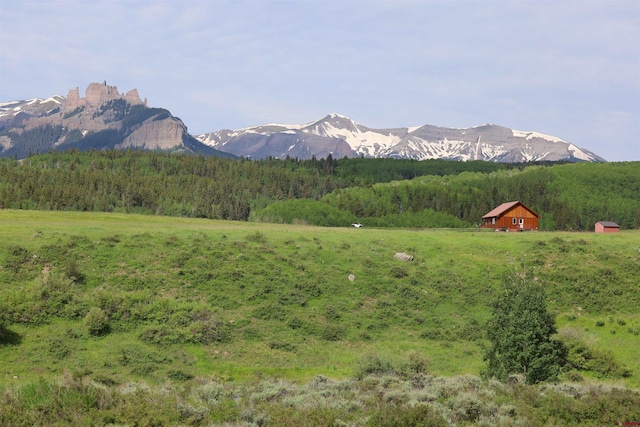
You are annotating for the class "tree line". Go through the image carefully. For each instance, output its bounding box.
[0,150,349,220]
[0,149,638,230]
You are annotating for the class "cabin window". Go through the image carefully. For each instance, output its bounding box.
[512,218,517,225]
[492,218,495,224]
[519,218,524,225]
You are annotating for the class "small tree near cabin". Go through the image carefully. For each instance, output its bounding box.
[483,274,567,384]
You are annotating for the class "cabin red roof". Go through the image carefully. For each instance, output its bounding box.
[482,201,538,219]
[596,221,619,228]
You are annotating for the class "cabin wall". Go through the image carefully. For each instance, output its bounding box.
[508,205,538,219]
[595,223,619,233]
[481,205,538,230]
[498,216,537,230]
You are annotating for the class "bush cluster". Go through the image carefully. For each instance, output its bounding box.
[565,339,632,379]
[3,369,639,426]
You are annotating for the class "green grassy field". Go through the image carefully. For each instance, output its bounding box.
[1,209,638,388]
[1,210,640,425]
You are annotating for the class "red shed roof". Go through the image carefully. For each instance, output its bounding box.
[596,221,619,228]
[482,201,538,219]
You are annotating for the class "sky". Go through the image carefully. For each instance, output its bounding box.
[1,0,639,161]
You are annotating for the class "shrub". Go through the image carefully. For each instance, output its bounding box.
[167,369,193,381]
[563,370,584,382]
[354,353,395,379]
[450,392,482,423]
[84,307,109,336]
[138,325,187,345]
[402,351,430,376]
[189,319,230,344]
[323,304,341,321]
[366,403,448,426]
[93,374,117,386]
[64,259,85,283]
[287,317,303,330]
[268,341,297,352]
[5,245,30,273]
[320,324,345,341]
[252,303,288,321]
[46,337,71,360]
[38,272,75,314]
[565,339,632,378]
[245,231,267,243]
[391,265,408,278]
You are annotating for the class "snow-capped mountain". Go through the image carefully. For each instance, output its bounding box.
[196,113,605,162]
[0,96,65,129]
[0,83,233,159]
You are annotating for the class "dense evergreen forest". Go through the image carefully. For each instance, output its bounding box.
[0,150,638,230]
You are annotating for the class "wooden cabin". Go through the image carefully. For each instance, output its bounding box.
[595,221,620,233]
[481,201,538,231]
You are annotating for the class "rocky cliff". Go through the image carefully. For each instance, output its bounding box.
[0,82,232,158]
[119,118,186,150]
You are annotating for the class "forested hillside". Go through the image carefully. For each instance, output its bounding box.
[316,162,640,230]
[0,150,638,230]
[0,151,348,220]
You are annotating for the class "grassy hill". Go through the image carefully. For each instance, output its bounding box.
[1,210,639,425]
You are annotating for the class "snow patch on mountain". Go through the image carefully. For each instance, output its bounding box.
[512,129,567,144]
[568,143,593,161]
[195,113,605,163]
[0,96,64,118]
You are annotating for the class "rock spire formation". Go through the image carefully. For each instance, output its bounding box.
[63,81,146,113]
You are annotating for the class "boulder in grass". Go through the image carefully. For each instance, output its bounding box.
[394,252,413,261]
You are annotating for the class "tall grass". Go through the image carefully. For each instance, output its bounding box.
[2,367,639,426]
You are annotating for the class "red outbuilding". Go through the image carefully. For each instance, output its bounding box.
[481,201,539,231]
[594,221,620,233]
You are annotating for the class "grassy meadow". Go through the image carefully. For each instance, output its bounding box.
[1,209,639,425]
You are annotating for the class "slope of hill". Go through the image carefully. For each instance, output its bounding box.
[1,211,638,425]
[0,211,638,385]
[197,113,605,162]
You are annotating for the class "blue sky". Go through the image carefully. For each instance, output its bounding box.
[1,0,638,161]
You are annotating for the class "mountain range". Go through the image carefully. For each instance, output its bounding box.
[1,82,605,162]
[196,113,604,162]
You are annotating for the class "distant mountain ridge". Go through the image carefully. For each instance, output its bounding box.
[196,113,605,162]
[0,82,233,159]
[1,82,604,162]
